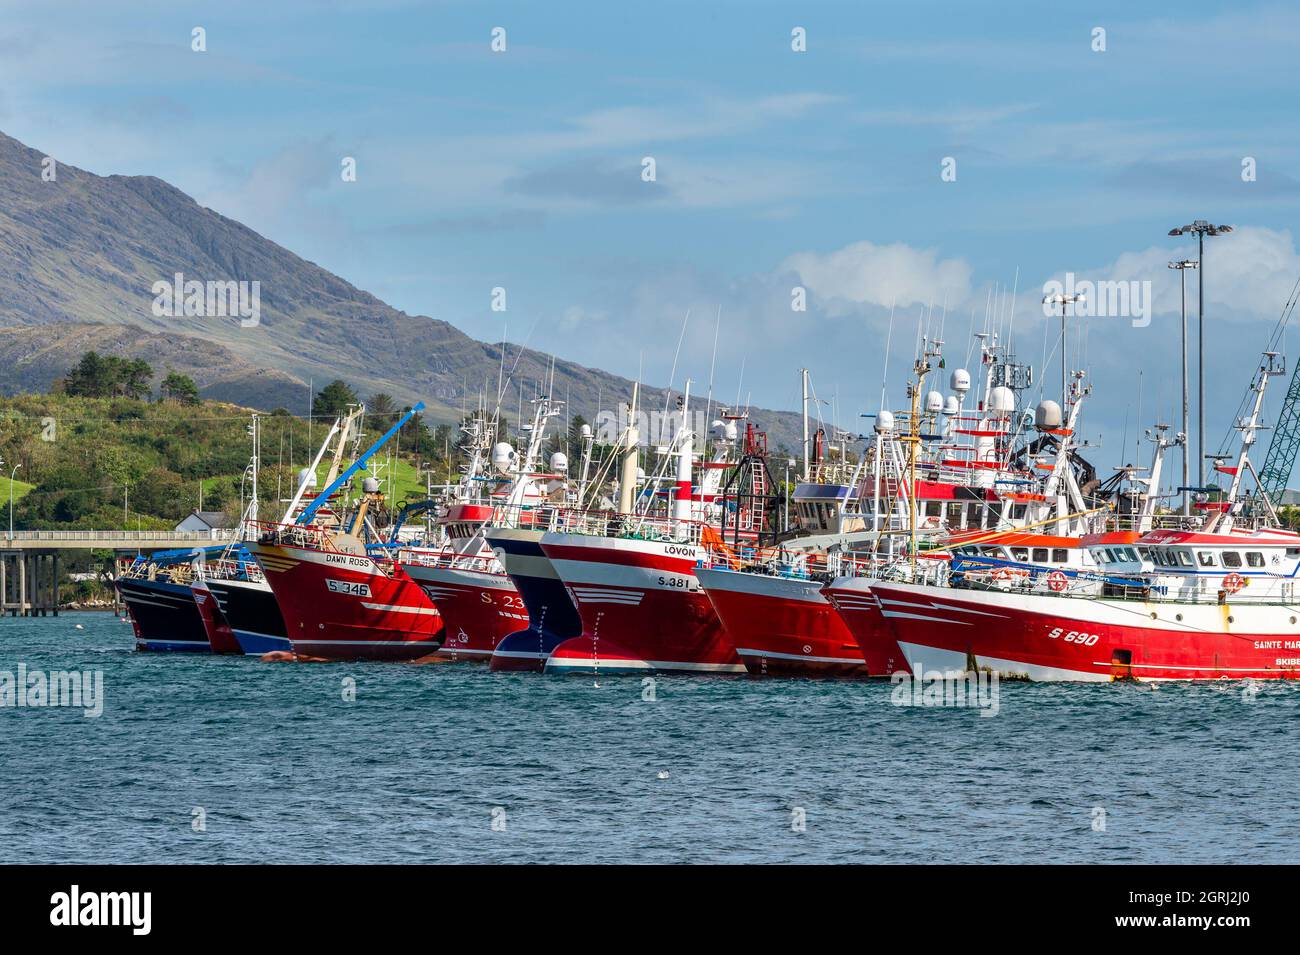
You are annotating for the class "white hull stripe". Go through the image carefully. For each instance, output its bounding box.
[436,647,495,657]
[878,597,1006,619]
[359,602,441,616]
[569,586,644,606]
[828,597,879,611]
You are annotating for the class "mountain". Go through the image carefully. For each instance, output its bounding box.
[0,130,810,452]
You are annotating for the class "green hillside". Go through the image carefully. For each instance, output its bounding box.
[0,390,454,532]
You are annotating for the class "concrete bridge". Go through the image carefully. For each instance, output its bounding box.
[2,530,238,617]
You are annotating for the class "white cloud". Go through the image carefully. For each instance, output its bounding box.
[781,240,975,313]
[1030,226,1300,322]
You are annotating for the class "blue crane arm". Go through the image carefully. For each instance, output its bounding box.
[386,498,439,545]
[296,402,425,526]
[1258,368,1300,502]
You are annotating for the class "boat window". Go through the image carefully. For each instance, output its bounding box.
[1137,547,1149,560]
[1246,552,1265,568]
[1176,550,1194,568]
[1222,551,1243,568]
[926,501,942,518]
[1032,548,1049,563]
[1010,547,1029,561]
[1288,548,1300,558]
[1053,549,1069,563]
[1197,551,1216,567]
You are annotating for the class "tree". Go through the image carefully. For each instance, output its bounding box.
[63,352,153,399]
[63,352,117,398]
[160,372,200,405]
[314,379,358,418]
[121,359,153,400]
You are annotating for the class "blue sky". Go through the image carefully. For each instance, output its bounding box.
[3,0,1300,471]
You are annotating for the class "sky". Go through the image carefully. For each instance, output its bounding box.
[3,0,1300,477]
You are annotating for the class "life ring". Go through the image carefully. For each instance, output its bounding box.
[1047,570,1068,592]
[1223,572,1246,594]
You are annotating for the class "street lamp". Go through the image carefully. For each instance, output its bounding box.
[9,463,21,540]
[1169,220,1233,493]
[1168,259,1199,516]
[1042,292,1086,407]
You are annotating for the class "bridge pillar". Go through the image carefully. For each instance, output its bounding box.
[17,553,26,617]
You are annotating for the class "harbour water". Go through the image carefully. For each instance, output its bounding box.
[2,613,1297,864]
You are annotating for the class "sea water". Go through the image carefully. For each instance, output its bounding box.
[1,613,1296,864]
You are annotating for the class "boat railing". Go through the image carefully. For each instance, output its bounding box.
[397,549,501,574]
[118,558,198,584]
[248,520,344,554]
[201,557,262,583]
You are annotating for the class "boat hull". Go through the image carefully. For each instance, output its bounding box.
[115,577,210,652]
[540,532,744,675]
[870,580,1300,681]
[191,580,242,654]
[206,576,292,655]
[486,528,583,672]
[400,561,524,662]
[696,566,870,677]
[821,577,911,676]
[249,542,442,661]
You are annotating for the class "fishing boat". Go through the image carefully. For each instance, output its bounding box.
[248,404,444,661]
[871,353,1299,681]
[701,338,1037,677]
[485,526,585,671]
[399,398,574,663]
[542,385,757,675]
[116,557,210,652]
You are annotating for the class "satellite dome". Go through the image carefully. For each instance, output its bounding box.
[874,410,895,433]
[1035,400,1063,430]
[925,390,944,414]
[949,368,971,394]
[943,395,959,416]
[491,442,517,473]
[987,386,1015,415]
[296,468,317,490]
[550,452,569,474]
[361,476,381,494]
[580,423,592,439]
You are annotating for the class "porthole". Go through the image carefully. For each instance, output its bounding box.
[1291,617,1297,625]
[1228,616,1235,624]
[1150,612,1157,619]
[1176,613,1183,622]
